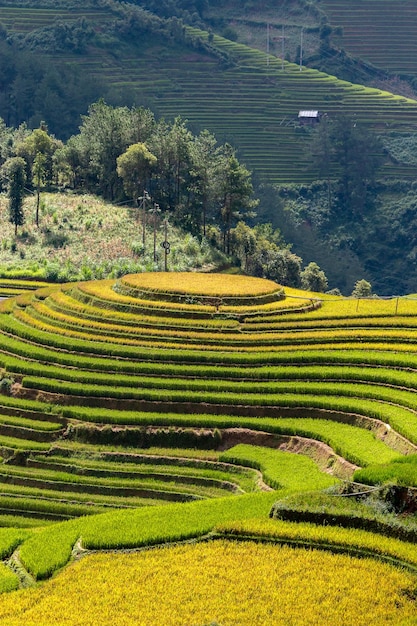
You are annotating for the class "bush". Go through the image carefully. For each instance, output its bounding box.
[301,262,328,292]
[0,377,13,395]
[351,279,372,298]
[43,230,69,249]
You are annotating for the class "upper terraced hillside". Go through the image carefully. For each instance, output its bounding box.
[322,0,417,77]
[3,4,417,184]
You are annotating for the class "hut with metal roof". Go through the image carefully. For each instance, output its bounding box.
[298,110,322,125]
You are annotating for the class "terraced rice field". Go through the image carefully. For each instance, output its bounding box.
[1,541,416,626]
[4,6,417,183]
[0,271,415,622]
[145,29,417,183]
[323,0,417,76]
[0,7,114,33]
[0,271,416,526]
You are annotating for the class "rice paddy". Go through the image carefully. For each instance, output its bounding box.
[0,272,414,623]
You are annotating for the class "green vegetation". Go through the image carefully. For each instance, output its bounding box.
[270,489,417,541]
[0,193,225,282]
[219,445,338,491]
[2,0,417,293]
[355,455,417,488]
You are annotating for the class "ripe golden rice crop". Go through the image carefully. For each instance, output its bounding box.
[121,271,280,297]
[0,541,415,626]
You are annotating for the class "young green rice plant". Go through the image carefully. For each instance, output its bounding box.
[0,463,218,501]
[0,564,20,594]
[0,414,61,433]
[19,521,81,580]
[0,481,171,512]
[0,527,30,559]
[27,377,417,445]
[52,441,222,461]
[62,406,398,467]
[219,445,338,492]
[354,454,417,487]
[0,495,110,520]
[0,515,52,529]
[0,435,50,452]
[18,491,278,579]
[30,455,253,493]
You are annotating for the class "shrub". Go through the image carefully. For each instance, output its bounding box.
[301,262,328,292]
[0,377,13,396]
[352,279,372,297]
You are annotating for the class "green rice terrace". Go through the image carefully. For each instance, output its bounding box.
[0,271,415,622]
[322,0,417,77]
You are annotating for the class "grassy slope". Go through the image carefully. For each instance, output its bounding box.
[0,192,222,282]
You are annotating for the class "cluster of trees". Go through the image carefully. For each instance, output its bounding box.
[0,101,332,291]
[60,101,258,248]
[311,115,383,218]
[0,103,257,252]
[230,221,329,291]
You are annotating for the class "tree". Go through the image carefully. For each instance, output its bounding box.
[32,151,46,227]
[301,262,328,292]
[230,221,256,271]
[312,115,383,217]
[188,129,222,236]
[218,147,258,254]
[17,126,59,184]
[262,247,302,287]
[16,126,61,226]
[3,156,26,235]
[72,101,156,200]
[116,142,157,203]
[148,117,193,211]
[351,279,372,297]
[74,101,131,200]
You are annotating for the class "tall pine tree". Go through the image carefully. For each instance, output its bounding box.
[5,157,26,235]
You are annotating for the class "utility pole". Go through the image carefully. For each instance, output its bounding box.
[150,202,160,263]
[282,25,285,71]
[138,190,150,252]
[300,27,303,71]
[267,23,270,67]
[161,217,170,271]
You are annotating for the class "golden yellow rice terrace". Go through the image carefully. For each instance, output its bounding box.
[0,541,415,626]
[120,272,281,297]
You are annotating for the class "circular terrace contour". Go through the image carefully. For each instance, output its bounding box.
[118,272,283,305]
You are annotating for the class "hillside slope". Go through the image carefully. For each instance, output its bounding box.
[1,1,417,186]
[322,0,417,79]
